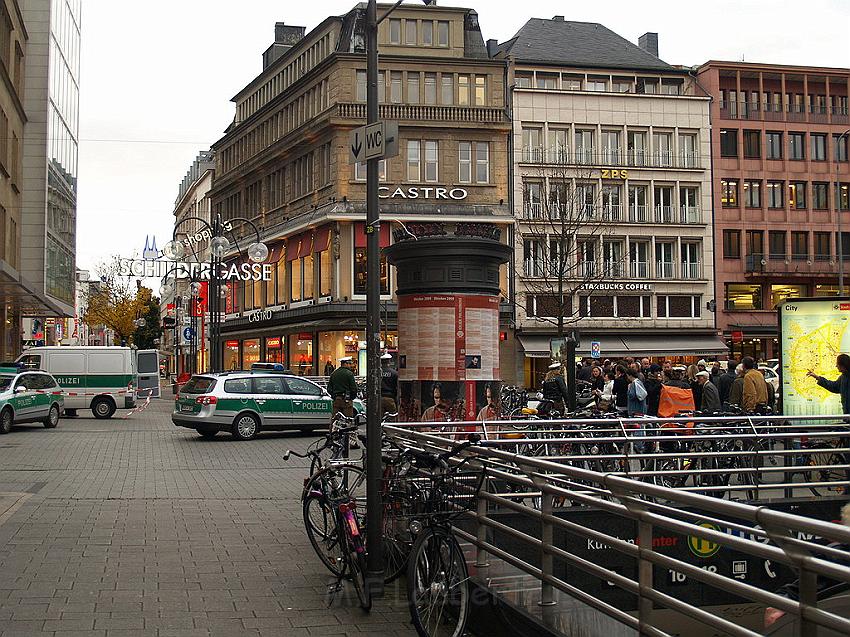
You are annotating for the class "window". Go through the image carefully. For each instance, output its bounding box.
[458,75,470,106]
[526,295,570,319]
[746,230,764,256]
[424,141,438,182]
[723,230,741,258]
[811,134,827,161]
[252,377,285,395]
[389,19,401,44]
[523,239,543,276]
[815,232,831,260]
[679,134,697,167]
[767,181,784,208]
[743,130,760,158]
[441,75,453,104]
[424,73,436,104]
[422,20,433,46]
[575,129,594,164]
[837,183,850,211]
[523,182,542,217]
[657,296,701,318]
[437,20,449,47]
[458,141,488,184]
[377,71,385,103]
[812,182,829,209]
[653,132,673,166]
[405,19,417,45]
[725,284,762,310]
[835,134,849,162]
[743,180,761,208]
[768,231,786,259]
[390,71,402,103]
[586,77,607,91]
[789,182,806,209]
[770,284,806,308]
[353,159,386,181]
[789,132,805,160]
[354,249,389,295]
[284,377,323,397]
[791,232,808,260]
[515,72,532,88]
[721,179,738,207]
[474,75,486,106]
[766,132,782,159]
[356,70,367,102]
[536,73,557,89]
[562,75,582,90]
[661,80,682,95]
[720,129,738,157]
[613,79,632,93]
[406,140,420,181]
[407,72,420,103]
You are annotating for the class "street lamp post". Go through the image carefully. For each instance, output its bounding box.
[836,129,850,295]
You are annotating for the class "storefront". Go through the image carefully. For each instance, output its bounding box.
[265,336,284,363]
[288,332,314,375]
[242,339,261,368]
[224,340,240,371]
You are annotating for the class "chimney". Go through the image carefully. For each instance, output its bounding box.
[552,15,565,21]
[263,22,306,70]
[638,32,659,57]
[486,38,498,57]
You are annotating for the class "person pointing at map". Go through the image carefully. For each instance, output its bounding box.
[807,353,850,415]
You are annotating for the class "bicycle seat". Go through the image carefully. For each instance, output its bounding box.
[521,407,538,415]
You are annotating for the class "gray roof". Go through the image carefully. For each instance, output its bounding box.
[496,19,674,72]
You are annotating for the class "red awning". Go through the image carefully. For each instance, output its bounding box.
[286,234,300,261]
[298,232,314,258]
[265,243,284,264]
[313,225,331,253]
[354,222,390,249]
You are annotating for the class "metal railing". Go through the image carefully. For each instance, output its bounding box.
[383,415,850,637]
[519,146,704,169]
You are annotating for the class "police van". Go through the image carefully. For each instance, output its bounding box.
[16,347,136,419]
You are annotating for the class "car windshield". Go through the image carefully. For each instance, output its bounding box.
[0,375,13,392]
[181,377,216,394]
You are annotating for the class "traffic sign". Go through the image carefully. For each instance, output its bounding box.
[183,327,195,340]
[591,341,601,359]
[348,121,399,164]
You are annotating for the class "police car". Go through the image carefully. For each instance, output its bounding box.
[172,370,364,440]
[0,367,65,434]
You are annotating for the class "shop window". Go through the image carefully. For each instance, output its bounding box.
[319,249,332,297]
[244,279,254,311]
[265,337,284,364]
[289,260,301,302]
[657,295,701,318]
[224,341,240,371]
[354,248,389,295]
[770,284,805,308]
[242,339,260,368]
[289,335,314,375]
[276,258,286,304]
[725,284,762,310]
[265,267,276,306]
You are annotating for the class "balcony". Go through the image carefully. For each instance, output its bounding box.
[629,261,649,278]
[654,205,675,224]
[580,261,597,277]
[718,100,848,125]
[523,202,544,220]
[602,261,624,277]
[524,260,544,278]
[745,253,837,276]
[336,102,506,124]
[657,261,675,279]
[601,205,622,222]
[628,205,649,223]
[680,205,702,224]
[681,261,701,279]
[519,146,702,169]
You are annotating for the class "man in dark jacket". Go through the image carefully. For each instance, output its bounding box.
[697,370,721,412]
[644,364,663,416]
[808,353,850,414]
[328,357,357,421]
[380,353,399,416]
[717,359,738,404]
[613,364,629,414]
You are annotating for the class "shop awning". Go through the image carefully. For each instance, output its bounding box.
[286,234,300,261]
[298,232,314,258]
[314,225,331,253]
[620,334,729,357]
[517,334,629,358]
[354,221,391,249]
[264,243,284,264]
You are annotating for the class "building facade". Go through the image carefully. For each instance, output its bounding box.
[697,61,850,360]
[495,18,724,388]
[209,5,514,378]
[18,0,80,350]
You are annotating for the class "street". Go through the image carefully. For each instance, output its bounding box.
[0,399,414,637]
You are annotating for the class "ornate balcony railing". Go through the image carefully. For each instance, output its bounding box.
[336,102,505,124]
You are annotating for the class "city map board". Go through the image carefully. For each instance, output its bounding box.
[779,297,850,416]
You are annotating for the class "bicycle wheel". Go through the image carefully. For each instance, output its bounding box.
[407,527,470,637]
[303,464,367,510]
[346,536,372,611]
[382,492,414,582]
[303,494,346,577]
[807,449,847,496]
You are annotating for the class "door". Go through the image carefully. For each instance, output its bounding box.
[283,377,329,428]
[250,376,289,429]
[11,374,40,421]
[136,350,160,399]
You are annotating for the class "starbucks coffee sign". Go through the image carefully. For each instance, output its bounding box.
[378,186,468,200]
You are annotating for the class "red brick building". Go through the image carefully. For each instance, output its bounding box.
[697,61,850,360]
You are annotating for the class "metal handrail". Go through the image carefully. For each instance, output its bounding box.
[383,424,850,637]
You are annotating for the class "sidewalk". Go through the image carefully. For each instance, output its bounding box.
[0,399,415,636]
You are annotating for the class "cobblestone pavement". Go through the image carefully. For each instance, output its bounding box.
[0,399,416,637]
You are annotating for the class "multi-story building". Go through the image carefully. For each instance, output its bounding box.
[697,61,850,360]
[18,0,80,352]
[162,151,214,374]
[493,17,725,387]
[209,5,513,377]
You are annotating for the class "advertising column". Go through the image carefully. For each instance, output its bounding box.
[385,227,510,427]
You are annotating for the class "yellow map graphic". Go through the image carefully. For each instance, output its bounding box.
[788,319,849,400]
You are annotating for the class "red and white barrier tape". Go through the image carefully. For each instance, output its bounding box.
[121,388,154,419]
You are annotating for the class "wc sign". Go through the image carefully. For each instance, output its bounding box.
[348,121,399,163]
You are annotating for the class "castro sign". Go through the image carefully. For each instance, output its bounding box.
[378,186,468,200]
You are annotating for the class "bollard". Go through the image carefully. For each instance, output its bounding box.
[473,486,490,568]
[537,480,556,607]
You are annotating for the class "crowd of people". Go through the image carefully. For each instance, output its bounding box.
[543,355,776,417]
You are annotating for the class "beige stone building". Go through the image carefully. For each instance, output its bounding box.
[209,4,513,377]
[493,18,724,387]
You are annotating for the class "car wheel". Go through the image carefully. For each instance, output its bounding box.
[43,405,60,428]
[0,408,12,434]
[197,428,218,440]
[64,409,77,418]
[231,413,259,440]
[92,397,116,420]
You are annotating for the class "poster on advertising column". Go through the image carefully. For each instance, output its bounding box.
[779,296,850,416]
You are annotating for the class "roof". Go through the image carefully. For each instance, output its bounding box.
[496,19,674,72]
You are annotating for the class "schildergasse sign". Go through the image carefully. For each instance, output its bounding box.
[118,259,273,282]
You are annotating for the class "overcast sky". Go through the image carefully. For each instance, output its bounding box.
[75,0,850,273]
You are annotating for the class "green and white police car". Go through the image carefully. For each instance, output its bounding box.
[172,371,364,440]
[0,368,64,434]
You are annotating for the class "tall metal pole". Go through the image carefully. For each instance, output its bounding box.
[209,216,221,372]
[365,0,384,593]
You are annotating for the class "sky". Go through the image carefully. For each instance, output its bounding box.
[75,0,850,273]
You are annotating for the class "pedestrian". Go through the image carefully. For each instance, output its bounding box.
[662,360,673,382]
[379,353,398,416]
[598,369,616,411]
[665,366,692,390]
[323,358,335,376]
[577,359,593,382]
[644,364,663,417]
[640,357,651,375]
[718,359,738,404]
[613,364,629,415]
[327,356,357,423]
[696,370,721,413]
[762,368,776,412]
[628,361,645,381]
[741,356,769,412]
[807,353,850,414]
[689,364,703,409]
[542,362,571,414]
[710,361,722,383]
[728,364,745,408]
[626,368,647,416]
